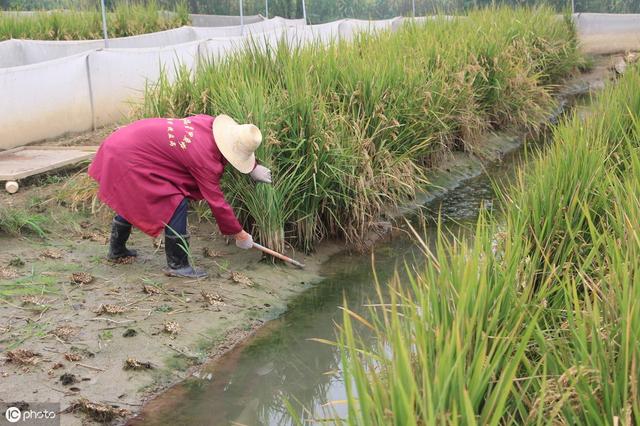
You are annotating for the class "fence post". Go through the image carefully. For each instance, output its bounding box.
[266,0,269,18]
[412,0,416,17]
[302,0,307,24]
[84,53,96,131]
[100,0,109,48]
[571,0,575,14]
[240,0,244,36]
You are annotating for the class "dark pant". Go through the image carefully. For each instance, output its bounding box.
[115,198,189,237]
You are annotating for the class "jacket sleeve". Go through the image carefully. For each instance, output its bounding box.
[191,168,243,236]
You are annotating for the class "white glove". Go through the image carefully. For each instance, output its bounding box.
[235,232,254,250]
[250,165,272,184]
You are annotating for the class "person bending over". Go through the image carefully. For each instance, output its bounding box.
[88,114,272,279]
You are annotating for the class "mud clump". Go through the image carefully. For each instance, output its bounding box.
[64,398,130,423]
[124,357,154,371]
[4,349,40,365]
[64,352,82,362]
[47,362,64,376]
[163,321,181,337]
[230,271,253,286]
[71,272,94,285]
[202,247,224,258]
[53,326,78,342]
[201,290,225,307]
[142,284,161,295]
[122,328,137,338]
[95,304,127,315]
[80,232,108,244]
[40,249,63,259]
[60,373,78,386]
[21,296,48,306]
[110,256,135,265]
[8,257,24,267]
[0,266,19,279]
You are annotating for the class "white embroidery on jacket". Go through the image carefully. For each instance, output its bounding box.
[166,118,196,150]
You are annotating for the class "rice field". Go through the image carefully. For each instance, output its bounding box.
[335,59,640,423]
[0,1,189,40]
[142,7,582,252]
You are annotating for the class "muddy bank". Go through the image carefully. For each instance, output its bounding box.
[0,54,620,425]
[0,184,338,425]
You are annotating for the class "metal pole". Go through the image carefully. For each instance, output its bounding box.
[571,0,575,14]
[100,0,109,48]
[301,0,307,23]
[265,0,268,19]
[412,0,416,17]
[240,0,244,36]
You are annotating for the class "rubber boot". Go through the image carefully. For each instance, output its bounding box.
[163,234,208,279]
[108,219,138,260]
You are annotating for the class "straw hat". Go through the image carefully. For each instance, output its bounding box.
[212,114,262,174]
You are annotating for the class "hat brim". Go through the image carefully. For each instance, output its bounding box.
[212,114,256,174]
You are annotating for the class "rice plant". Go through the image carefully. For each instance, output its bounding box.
[142,6,582,252]
[0,1,189,41]
[55,170,103,214]
[333,58,640,424]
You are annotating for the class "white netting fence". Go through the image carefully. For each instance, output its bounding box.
[0,12,638,150]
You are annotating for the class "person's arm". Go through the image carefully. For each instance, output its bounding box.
[191,168,244,237]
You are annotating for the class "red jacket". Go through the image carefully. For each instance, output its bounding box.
[88,115,243,237]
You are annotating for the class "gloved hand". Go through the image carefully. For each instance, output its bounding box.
[250,165,272,184]
[235,230,253,250]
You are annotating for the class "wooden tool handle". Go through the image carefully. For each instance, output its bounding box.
[252,242,305,268]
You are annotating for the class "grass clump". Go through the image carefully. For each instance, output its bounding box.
[142,6,581,252]
[0,0,189,41]
[0,206,46,237]
[333,57,640,422]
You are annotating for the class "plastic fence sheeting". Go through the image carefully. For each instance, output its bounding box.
[0,18,304,68]
[0,18,318,149]
[88,41,200,127]
[197,27,290,60]
[304,20,345,44]
[337,18,399,40]
[192,17,305,39]
[17,39,103,66]
[0,39,25,68]
[197,37,244,62]
[0,53,93,148]
[107,27,197,49]
[1,14,639,150]
[575,13,640,53]
[189,13,264,27]
[0,27,197,68]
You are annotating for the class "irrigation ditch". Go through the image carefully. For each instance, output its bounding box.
[0,13,631,426]
[123,55,620,425]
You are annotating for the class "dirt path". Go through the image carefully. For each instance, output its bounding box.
[0,179,338,425]
[0,54,622,425]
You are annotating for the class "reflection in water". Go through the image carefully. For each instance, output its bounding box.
[131,140,534,426]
